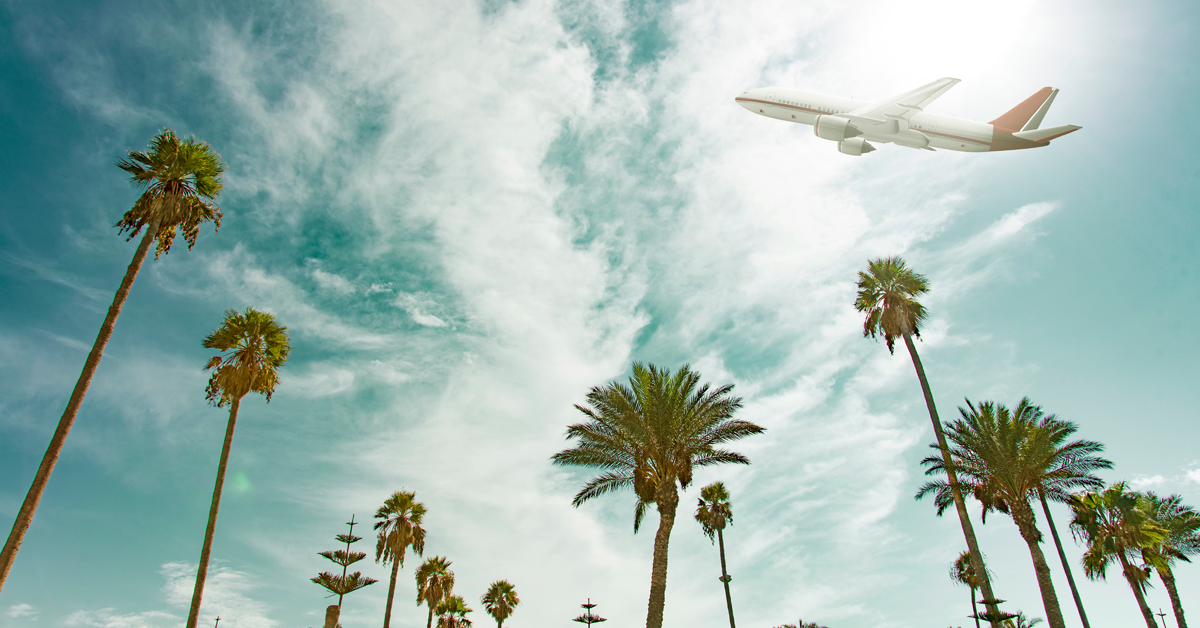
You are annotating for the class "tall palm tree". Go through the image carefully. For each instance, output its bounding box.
[436,594,473,628]
[375,491,428,628]
[480,580,519,628]
[1069,482,1169,628]
[854,256,1001,626]
[417,556,456,628]
[1139,492,1200,628]
[0,129,225,592]
[551,363,765,628]
[951,549,995,628]
[695,481,737,628]
[916,398,1110,628]
[186,307,290,628]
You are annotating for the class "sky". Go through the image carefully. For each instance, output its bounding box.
[1,0,1198,627]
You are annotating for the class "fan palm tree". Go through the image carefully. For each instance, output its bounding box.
[417,556,456,628]
[480,580,519,628]
[0,129,225,593]
[186,307,290,628]
[375,491,428,628]
[1069,482,1169,628]
[551,363,765,628]
[951,549,996,628]
[1002,612,1043,628]
[436,594,473,628]
[1139,492,1200,628]
[854,256,1001,625]
[916,399,1110,628]
[695,481,737,628]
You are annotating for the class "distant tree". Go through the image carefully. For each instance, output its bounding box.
[1138,491,1199,628]
[480,580,519,627]
[551,363,765,628]
[695,481,737,628]
[436,594,473,628]
[375,491,427,628]
[573,598,607,625]
[772,620,829,628]
[854,256,1001,626]
[951,549,995,628]
[312,515,378,608]
[1001,612,1043,628]
[0,129,225,594]
[1069,483,1168,628]
[416,556,455,628]
[187,307,290,628]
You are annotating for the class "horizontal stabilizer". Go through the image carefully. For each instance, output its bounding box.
[1012,124,1081,142]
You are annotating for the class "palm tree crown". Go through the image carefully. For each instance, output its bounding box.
[854,255,929,354]
[480,580,519,627]
[375,491,427,628]
[436,594,473,628]
[695,482,734,540]
[417,556,456,628]
[1136,491,1199,628]
[115,128,225,258]
[202,308,291,405]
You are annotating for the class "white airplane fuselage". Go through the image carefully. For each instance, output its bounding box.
[734,81,1079,155]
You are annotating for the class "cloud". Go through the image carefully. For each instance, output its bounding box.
[63,610,178,628]
[0,250,109,304]
[306,260,356,295]
[1129,474,1166,489]
[7,604,39,619]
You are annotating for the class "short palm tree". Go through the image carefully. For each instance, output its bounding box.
[417,556,456,628]
[480,580,519,627]
[1139,492,1199,628]
[0,129,224,593]
[1002,612,1043,628]
[951,549,996,628]
[695,481,737,628]
[551,363,764,628]
[186,307,290,628]
[375,491,427,628]
[855,256,1001,625]
[916,398,1110,628]
[1069,482,1169,628]
[436,594,473,628]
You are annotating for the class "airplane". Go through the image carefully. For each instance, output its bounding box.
[734,77,1080,156]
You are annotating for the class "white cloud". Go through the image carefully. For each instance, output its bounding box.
[159,562,278,628]
[63,610,178,628]
[7,604,38,619]
[307,260,356,295]
[1129,474,1166,489]
[1187,468,1200,484]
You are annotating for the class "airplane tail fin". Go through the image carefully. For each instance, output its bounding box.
[989,87,1055,131]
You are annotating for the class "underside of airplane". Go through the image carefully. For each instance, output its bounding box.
[735,78,1081,156]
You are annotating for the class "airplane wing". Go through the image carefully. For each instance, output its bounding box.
[847,77,961,124]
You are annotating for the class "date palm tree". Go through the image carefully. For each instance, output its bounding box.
[695,481,737,628]
[551,363,765,628]
[1138,492,1200,628]
[951,549,995,628]
[186,307,290,628]
[916,398,1110,628]
[417,556,455,628]
[0,129,225,592]
[375,491,427,628]
[854,256,1001,625]
[480,580,519,628]
[1069,482,1169,628]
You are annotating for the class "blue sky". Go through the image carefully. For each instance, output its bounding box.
[1,0,1198,626]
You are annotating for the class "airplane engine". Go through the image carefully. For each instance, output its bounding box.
[838,138,876,156]
[814,115,863,141]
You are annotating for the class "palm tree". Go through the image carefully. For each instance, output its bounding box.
[551,363,765,628]
[417,556,456,628]
[695,481,737,628]
[1069,482,1169,628]
[1002,612,1043,628]
[916,398,1110,628]
[186,307,290,628]
[951,549,995,628]
[1139,492,1200,628]
[854,256,1001,626]
[480,580,520,628]
[375,491,428,628]
[0,129,225,593]
[436,594,473,628]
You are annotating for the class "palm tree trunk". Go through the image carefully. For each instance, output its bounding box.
[1117,551,1158,628]
[384,556,400,628]
[1012,504,1066,628]
[0,216,161,593]
[1039,491,1091,628]
[185,396,243,628]
[427,602,435,628]
[1156,565,1187,628]
[971,587,980,628]
[901,331,1001,627]
[646,484,679,628]
[717,527,736,628]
